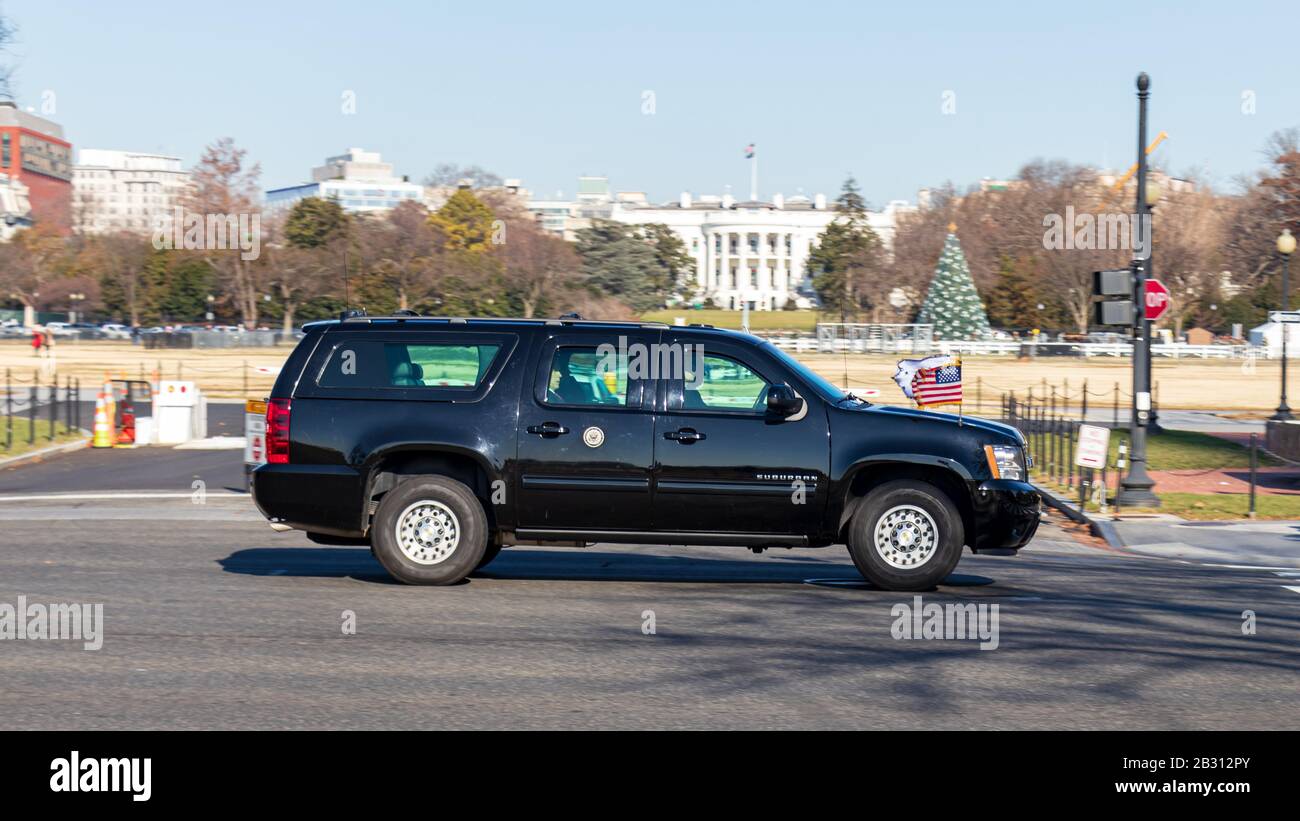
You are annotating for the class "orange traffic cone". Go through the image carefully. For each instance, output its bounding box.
[91,390,113,448]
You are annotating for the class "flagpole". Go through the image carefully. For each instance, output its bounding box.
[750,150,758,201]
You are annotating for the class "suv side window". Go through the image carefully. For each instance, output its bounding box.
[680,353,771,414]
[318,341,501,389]
[543,346,629,407]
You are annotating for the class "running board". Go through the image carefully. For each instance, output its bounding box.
[512,529,809,548]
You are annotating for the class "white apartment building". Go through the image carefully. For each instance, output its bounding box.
[0,173,32,240]
[265,148,425,214]
[531,179,916,310]
[72,149,190,234]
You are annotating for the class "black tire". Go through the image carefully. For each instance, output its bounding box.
[846,479,964,591]
[475,539,504,570]
[371,475,488,585]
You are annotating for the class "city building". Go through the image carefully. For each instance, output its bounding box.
[265,148,424,214]
[530,178,916,310]
[0,100,73,228]
[71,149,190,234]
[424,177,531,214]
[0,173,32,240]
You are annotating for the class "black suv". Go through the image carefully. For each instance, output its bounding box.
[252,314,1040,590]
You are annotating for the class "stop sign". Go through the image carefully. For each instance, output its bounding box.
[1144,278,1171,321]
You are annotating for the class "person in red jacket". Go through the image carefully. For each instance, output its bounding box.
[31,328,43,357]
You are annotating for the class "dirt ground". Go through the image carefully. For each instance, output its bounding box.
[0,339,1280,409]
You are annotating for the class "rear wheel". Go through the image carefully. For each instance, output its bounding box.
[371,476,487,585]
[847,479,964,591]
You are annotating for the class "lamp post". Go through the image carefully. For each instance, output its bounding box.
[1274,228,1297,421]
[1118,72,1160,508]
[69,292,85,324]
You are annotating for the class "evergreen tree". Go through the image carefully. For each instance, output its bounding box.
[985,255,1039,330]
[807,176,883,317]
[284,197,347,248]
[574,220,662,312]
[916,226,992,340]
[429,189,498,253]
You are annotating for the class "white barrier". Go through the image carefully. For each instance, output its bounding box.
[754,332,1257,360]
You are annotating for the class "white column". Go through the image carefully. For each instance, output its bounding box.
[720,231,730,293]
[758,232,769,304]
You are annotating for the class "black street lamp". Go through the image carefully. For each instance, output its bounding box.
[1274,228,1297,421]
[1118,72,1160,508]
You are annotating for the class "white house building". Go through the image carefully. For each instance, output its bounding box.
[532,180,915,310]
[72,149,190,234]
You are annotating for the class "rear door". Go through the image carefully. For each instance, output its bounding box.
[652,335,829,535]
[514,329,660,532]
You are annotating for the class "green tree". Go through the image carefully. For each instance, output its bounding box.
[807,176,883,317]
[429,189,498,253]
[643,223,694,295]
[574,220,662,312]
[284,197,347,249]
[984,255,1040,330]
[916,228,993,340]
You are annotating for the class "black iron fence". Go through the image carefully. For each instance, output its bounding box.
[2,368,84,452]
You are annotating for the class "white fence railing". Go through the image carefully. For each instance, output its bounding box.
[754,330,1261,359]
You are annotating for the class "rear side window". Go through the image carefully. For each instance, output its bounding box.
[544,346,629,406]
[318,341,501,389]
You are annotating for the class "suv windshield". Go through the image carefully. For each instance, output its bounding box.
[760,342,849,403]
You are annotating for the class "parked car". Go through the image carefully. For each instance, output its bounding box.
[251,314,1040,590]
[100,323,133,340]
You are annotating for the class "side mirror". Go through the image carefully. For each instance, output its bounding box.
[766,383,804,417]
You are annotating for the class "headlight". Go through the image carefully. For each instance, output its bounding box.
[984,444,1026,481]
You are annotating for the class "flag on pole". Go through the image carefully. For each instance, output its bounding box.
[894,355,962,408]
[744,143,755,159]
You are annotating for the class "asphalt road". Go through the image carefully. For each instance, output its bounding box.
[1,494,1296,730]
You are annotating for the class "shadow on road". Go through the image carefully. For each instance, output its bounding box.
[216,546,994,588]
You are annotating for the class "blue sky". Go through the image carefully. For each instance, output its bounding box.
[4,0,1297,205]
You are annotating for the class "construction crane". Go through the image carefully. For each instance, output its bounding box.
[1099,131,1169,208]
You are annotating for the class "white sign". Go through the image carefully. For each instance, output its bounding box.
[244,399,267,466]
[1269,310,1300,324]
[1075,424,1111,469]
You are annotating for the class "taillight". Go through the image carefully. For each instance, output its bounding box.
[266,398,292,464]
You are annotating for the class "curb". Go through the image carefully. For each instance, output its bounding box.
[1034,483,1125,548]
[0,433,92,470]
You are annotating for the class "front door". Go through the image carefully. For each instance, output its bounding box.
[652,337,829,536]
[515,331,659,532]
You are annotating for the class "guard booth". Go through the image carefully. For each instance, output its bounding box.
[155,380,206,444]
[109,380,153,447]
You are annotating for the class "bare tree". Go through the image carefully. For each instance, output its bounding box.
[184,138,264,328]
[496,216,581,318]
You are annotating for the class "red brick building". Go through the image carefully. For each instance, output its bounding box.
[0,100,72,229]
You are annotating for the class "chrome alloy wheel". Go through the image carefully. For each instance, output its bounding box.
[394,500,461,565]
[873,504,939,569]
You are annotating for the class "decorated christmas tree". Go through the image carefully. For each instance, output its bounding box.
[916,224,992,340]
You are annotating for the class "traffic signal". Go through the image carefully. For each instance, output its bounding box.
[1092,266,1135,327]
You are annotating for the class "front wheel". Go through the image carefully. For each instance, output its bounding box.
[847,479,964,591]
[371,476,488,585]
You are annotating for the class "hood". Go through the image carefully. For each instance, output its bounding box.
[850,403,1025,444]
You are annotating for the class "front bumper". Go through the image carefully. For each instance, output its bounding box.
[970,479,1040,551]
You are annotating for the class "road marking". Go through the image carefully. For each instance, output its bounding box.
[0,492,247,503]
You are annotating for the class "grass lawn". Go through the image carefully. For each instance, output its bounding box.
[0,417,87,459]
[638,309,822,332]
[1148,493,1300,520]
[1029,428,1280,472]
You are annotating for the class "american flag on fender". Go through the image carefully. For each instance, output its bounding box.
[912,359,962,407]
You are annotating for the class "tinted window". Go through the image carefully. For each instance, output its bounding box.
[318,342,500,389]
[544,347,629,406]
[683,354,770,412]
